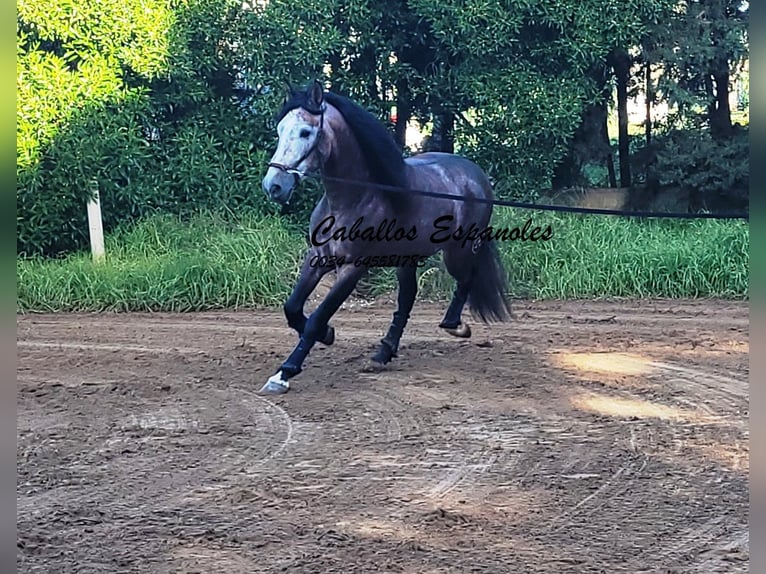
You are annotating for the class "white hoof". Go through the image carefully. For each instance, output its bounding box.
[260,370,290,394]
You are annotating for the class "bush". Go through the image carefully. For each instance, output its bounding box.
[16,0,294,257]
[16,0,172,256]
[632,127,750,213]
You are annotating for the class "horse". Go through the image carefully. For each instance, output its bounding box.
[259,80,511,394]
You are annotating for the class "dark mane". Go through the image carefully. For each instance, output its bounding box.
[276,86,407,188]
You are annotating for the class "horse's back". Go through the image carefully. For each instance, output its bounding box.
[404,152,492,197]
[405,151,484,172]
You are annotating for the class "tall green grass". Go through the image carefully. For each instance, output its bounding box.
[17,209,749,313]
[365,208,749,300]
[17,212,306,312]
[496,208,749,299]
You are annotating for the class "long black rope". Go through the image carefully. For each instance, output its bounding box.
[313,174,749,221]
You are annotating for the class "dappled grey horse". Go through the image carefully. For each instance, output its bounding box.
[260,80,510,394]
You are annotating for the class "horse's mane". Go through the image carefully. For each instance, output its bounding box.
[276,86,407,189]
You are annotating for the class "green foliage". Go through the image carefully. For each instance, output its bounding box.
[17,93,155,256]
[16,0,172,170]
[363,207,749,300]
[454,71,588,199]
[17,0,750,261]
[17,0,283,256]
[651,126,749,209]
[490,208,749,299]
[17,210,749,313]
[648,0,749,129]
[390,0,683,197]
[17,0,168,255]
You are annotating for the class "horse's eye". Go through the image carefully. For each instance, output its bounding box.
[299,129,311,139]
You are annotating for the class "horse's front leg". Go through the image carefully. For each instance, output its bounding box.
[261,264,365,394]
[283,253,334,344]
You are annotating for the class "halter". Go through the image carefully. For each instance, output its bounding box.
[267,105,326,185]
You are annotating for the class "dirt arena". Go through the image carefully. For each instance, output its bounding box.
[17,299,749,573]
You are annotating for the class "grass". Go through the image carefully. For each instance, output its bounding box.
[17,212,306,312]
[17,209,749,313]
[362,208,749,301]
[493,208,749,299]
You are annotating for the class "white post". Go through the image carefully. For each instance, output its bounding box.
[87,180,105,263]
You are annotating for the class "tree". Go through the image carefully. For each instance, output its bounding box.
[17,0,280,256]
[652,0,749,138]
[18,0,748,255]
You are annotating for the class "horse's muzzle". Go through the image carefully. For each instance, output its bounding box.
[264,181,292,205]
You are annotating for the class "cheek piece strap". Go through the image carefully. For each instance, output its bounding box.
[267,108,325,186]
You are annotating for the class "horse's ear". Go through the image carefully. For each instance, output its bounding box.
[308,79,325,109]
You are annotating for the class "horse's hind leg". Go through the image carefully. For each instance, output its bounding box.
[439,246,474,338]
[370,265,418,367]
[439,280,472,337]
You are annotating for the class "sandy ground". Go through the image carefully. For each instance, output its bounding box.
[17,298,749,573]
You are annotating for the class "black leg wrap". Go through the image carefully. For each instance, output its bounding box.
[371,266,417,366]
[440,282,470,329]
[280,336,313,378]
[284,302,306,334]
[287,316,305,334]
[279,362,302,378]
[371,316,406,364]
[274,265,364,385]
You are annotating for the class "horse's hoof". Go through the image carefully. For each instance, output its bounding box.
[441,322,471,338]
[320,325,335,346]
[362,359,387,373]
[370,343,395,366]
[259,371,290,395]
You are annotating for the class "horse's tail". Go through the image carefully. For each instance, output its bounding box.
[468,240,512,323]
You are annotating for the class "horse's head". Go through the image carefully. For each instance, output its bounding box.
[262,80,327,205]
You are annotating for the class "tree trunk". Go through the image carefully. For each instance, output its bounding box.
[552,153,577,190]
[710,67,733,139]
[349,45,379,103]
[439,111,454,154]
[610,49,632,188]
[550,62,615,190]
[707,0,734,139]
[645,61,652,147]
[603,114,617,188]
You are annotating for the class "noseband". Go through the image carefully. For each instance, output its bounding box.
[267,106,325,185]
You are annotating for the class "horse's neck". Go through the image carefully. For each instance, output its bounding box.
[321,122,379,211]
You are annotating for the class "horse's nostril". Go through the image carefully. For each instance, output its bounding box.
[269,183,282,198]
